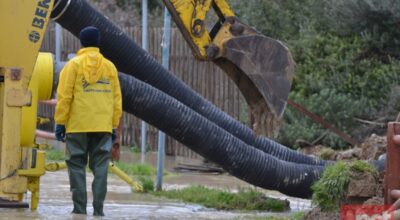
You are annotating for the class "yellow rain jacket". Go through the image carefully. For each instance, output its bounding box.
[55,47,122,133]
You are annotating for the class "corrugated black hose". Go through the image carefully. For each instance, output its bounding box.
[117,72,323,198]
[50,0,327,166]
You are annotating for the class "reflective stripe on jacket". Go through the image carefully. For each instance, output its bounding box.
[55,47,122,133]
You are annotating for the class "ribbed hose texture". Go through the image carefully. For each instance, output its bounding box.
[50,0,327,166]
[118,72,323,198]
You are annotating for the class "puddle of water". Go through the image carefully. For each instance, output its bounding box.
[1,144,311,219]
[0,171,299,220]
[119,149,313,212]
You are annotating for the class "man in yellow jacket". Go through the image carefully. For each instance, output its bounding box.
[54,26,122,216]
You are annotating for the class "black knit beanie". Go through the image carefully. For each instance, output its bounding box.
[79,26,100,47]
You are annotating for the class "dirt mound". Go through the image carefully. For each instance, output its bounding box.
[300,145,361,161]
[304,207,340,220]
[300,134,386,161]
[345,168,381,202]
[359,134,386,160]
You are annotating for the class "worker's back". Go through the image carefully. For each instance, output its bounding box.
[57,47,120,133]
[54,26,122,217]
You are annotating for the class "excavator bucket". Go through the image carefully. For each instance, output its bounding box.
[162,0,294,136]
[209,18,295,136]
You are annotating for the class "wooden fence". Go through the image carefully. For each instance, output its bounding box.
[39,22,248,158]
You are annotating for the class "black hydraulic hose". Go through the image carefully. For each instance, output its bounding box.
[50,0,327,166]
[117,72,323,198]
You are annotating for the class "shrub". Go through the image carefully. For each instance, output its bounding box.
[312,161,377,211]
[139,176,154,193]
[278,32,400,148]
[324,0,400,60]
[231,0,329,41]
[312,162,349,211]
[278,88,366,149]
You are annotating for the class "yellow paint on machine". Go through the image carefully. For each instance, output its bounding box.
[21,53,54,147]
[163,0,235,60]
[0,0,54,203]
[17,52,54,209]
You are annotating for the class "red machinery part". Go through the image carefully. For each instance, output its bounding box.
[385,122,400,204]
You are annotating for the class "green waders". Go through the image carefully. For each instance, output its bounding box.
[65,132,112,216]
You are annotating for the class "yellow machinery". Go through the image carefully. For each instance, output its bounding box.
[45,161,144,193]
[163,0,295,136]
[0,0,55,209]
[0,0,293,210]
[0,1,143,210]
[17,53,54,210]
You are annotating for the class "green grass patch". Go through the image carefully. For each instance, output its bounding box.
[129,146,141,153]
[138,176,154,193]
[152,185,289,211]
[114,162,156,176]
[129,145,151,153]
[350,160,377,174]
[312,160,377,211]
[109,162,167,193]
[319,148,336,160]
[45,149,65,161]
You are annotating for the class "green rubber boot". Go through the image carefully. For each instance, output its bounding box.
[88,132,112,216]
[66,133,89,215]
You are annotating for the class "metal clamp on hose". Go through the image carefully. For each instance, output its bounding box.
[51,0,71,21]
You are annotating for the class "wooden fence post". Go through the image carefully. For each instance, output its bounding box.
[384,122,400,204]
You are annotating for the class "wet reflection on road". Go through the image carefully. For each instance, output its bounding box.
[0,149,311,219]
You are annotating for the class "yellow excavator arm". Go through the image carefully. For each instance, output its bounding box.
[162,0,234,60]
[162,0,295,136]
